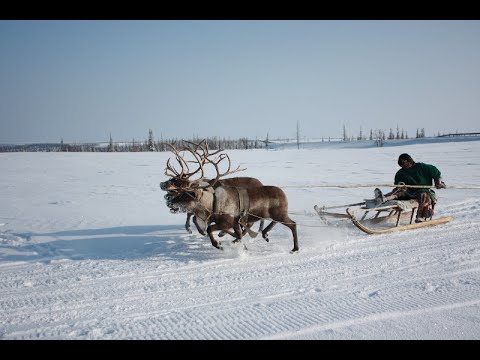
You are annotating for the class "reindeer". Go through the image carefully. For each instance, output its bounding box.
[162,176,264,235]
[162,142,299,253]
[160,141,264,237]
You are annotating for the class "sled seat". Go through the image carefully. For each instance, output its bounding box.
[361,199,420,225]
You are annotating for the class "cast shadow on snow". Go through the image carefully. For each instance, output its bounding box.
[0,224,232,264]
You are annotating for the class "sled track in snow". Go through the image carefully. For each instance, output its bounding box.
[2,217,480,339]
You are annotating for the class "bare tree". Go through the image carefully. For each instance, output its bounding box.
[296,121,300,149]
[358,126,363,141]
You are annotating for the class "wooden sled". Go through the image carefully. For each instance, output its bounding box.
[314,199,453,235]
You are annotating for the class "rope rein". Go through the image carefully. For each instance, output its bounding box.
[178,191,302,227]
[281,184,480,189]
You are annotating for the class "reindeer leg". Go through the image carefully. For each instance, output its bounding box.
[258,219,265,233]
[192,216,207,236]
[185,213,193,234]
[231,222,244,243]
[241,223,253,237]
[261,221,277,243]
[215,228,244,240]
[220,229,236,238]
[207,224,223,250]
[282,216,299,252]
[240,222,259,238]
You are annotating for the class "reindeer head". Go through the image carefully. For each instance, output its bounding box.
[165,189,200,213]
[160,176,191,192]
[160,140,245,212]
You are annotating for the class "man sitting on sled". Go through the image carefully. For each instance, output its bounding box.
[374,153,447,223]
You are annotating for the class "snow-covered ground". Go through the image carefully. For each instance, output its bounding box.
[1,138,480,339]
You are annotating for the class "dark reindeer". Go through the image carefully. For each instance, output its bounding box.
[162,176,264,235]
[161,141,299,252]
[160,140,264,236]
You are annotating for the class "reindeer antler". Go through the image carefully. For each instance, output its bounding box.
[164,139,246,189]
[202,152,246,188]
[164,143,189,178]
[178,139,224,181]
[164,143,201,180]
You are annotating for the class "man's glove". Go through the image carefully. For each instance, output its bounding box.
[435,178,447,189]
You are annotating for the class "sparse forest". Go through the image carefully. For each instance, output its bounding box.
[0,126,455,153]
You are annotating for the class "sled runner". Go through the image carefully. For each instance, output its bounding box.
[314,198,453,234]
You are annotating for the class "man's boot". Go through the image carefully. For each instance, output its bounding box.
[374,188,386,205]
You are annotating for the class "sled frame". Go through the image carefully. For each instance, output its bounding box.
[314,200,453,234]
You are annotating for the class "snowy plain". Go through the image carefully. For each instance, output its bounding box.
[1,137,480,340]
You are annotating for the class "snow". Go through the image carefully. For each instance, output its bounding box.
[1,138,480,339]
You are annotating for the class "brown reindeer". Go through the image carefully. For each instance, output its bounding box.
[160,140,264,236]
[162,176,264,236]
[162,141,299,252]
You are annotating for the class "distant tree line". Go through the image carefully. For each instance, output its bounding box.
[0,126,434,153]
[0,129,267,153]
[342,125,428,142]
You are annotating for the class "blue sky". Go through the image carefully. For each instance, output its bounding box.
[1,20,479,144]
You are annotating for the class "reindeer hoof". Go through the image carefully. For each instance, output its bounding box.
[212,241,223,250]
[262,232,269,242]
[218,231,226,238]
[290,247,299,253]
[186,228,192,234]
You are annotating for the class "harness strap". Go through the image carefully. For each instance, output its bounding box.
[192,190,212,226]
[235,187,249,225]
[234,187,259,237]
